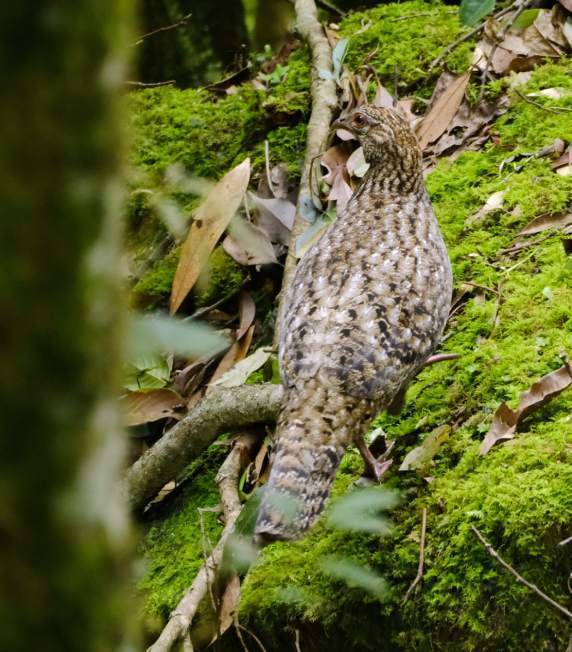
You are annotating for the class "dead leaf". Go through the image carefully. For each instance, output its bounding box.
[120,389,185,426]
[213,575,241,642]
[416,72,470,150]
[223,216,278,266]
[346,146,369,178]
[480,363,572,455]
[208,325,255,387]
[431,96,509,157]
[252,439,270,483]
[466,191,506,225]
[237,291,256,340]
[558,0,572,12]
[248,192,295,245]
[399,425,451,474]
[321,144,354,213]
[518,211,572,236]
[210,347,272,389]
[373,82,394,109]
[170,158,250,313]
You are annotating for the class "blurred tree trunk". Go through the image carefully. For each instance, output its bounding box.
[137,0,249,86]
[0,2,134,651]
[253,0,295,51]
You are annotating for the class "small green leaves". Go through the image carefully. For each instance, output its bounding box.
[326,486,399,533]
[459,0,495,26]
[320,557,390,600]
[127,314,228,360]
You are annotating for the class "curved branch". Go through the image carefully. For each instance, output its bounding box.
[147,434,260,652]
[125,384,282,511]
[275,0,338,340]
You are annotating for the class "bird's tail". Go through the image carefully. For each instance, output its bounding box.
[254,387,373,542]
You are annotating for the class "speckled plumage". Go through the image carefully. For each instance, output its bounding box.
[255,106,452,542]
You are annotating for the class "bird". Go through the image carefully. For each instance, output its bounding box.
[255,105,453,543]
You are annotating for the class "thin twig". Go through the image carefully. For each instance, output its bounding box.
[237,624,268,652]
[559,536,572,547]
[295,629,302,652]
[264,140,276,198]
[125,80,175,87]
[514,88,572,114]
[132,12,192,46]
[403,508,428,603]
[471,526,572,620]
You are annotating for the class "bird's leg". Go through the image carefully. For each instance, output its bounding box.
[354,434,394,481]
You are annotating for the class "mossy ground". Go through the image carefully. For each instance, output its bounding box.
[136,3,572,649]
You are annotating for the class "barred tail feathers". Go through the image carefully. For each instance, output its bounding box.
[255,388,374,542]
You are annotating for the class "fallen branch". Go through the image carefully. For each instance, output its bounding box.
[275,0,338,341]
[403,507,428,603]
[148,434,260,652]
[125,384,282,510]
[471,526,572,620]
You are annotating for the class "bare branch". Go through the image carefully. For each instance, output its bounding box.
[275,0,338,343]
[471,526,572,620]
[132,13,192,46]
[125,384,282,511]
[147,434,260,652]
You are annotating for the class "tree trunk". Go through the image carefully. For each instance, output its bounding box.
[0,2,134,650]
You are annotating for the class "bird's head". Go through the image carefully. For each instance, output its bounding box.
[333,106,421,179]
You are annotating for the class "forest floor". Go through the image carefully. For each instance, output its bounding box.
[123,1,572,650]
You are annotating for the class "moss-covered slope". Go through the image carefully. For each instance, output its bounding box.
[136,2,572,649]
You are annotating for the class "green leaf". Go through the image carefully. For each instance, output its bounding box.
[320,556,390,600]
[459,0,495,26]
[326,486,399,533]
[332,38,349,81]
[126,314,228,360]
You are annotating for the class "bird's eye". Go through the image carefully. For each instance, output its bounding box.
[352,113,367,128]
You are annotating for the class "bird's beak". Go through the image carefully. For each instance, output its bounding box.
[331,117,348,132]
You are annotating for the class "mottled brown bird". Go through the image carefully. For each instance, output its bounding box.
[255,105,452,542]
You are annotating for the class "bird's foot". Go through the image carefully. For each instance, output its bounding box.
[355,435,395,482]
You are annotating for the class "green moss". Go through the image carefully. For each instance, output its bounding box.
[133,245,180,299]
[340,1,474,97]
[138,450,226,621]
[195,246,246,308]
[237,59,572,650]
[128,85,265,181]
[137,18,572,652]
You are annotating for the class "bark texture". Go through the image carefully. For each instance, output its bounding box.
[125,384,282,510]
[0,1,133,650]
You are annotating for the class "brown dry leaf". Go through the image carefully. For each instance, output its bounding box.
[416,72,470,150]
[215,574,241,641]
[518,211,572,236]
[553,145,572,172]
[237,291,256,340]
[248,192,295,245]
[210,346,272,389]
[480,363,572,455]
[208,325,255,387]
[466,191,505,226]
[558,0,572,11]
[252,440,270,483]
[170,158,250,313]
[120,389,185,426]
[321,144,354,213]
[346,146,369,178]
[373,82,394,109]
[223,216,278,266]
